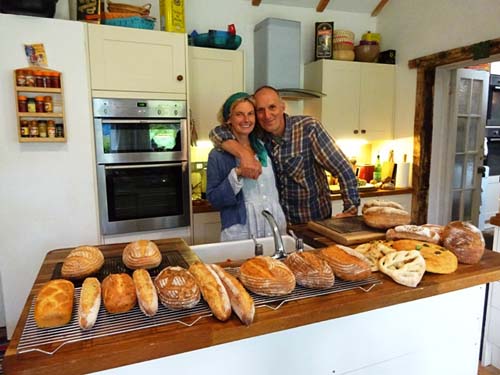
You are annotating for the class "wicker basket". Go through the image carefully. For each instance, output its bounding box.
[107,0,151,16]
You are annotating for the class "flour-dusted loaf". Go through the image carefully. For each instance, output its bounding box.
[361,200,405,214]
[78,277,101,330]
[122,240,162,270]
[132,269,158,317]
[101,273,137,314]
[209,264,255,325]
[154,266,200,310]
[363,205,411,229]
[34,279,75,328]
[354,241,396,271]
[283,251,334,289]
[386,224,441,244]
[378,250,426,287]
[442,221,485,264]
[319,245,372,281]
[239,256,296,296]
[189,262,231,321]
[61,246,104,279]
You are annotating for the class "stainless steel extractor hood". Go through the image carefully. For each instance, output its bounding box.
[254,17,325,100]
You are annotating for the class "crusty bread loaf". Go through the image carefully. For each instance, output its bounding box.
[78,277,101,330]
[101,273,137,314]
[363,206,411,229]
[133,269,158,317]
[61,246,104,279]
[362,200,405,214]
[378,250,426,287]
[354,241,396,271]
[35,279,75,328]
[123,240,162,270]
[189,262,231,321]
[386,224,441,244]
[154,266,200,310]
[283,251,334,289]
[209,264,255,325]
[239,256,296,296]
[442,221,485,264]
[318,245,372,281]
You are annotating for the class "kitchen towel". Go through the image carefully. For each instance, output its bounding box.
[396,162,410,188]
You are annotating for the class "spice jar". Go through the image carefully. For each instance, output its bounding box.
[16,70,27,86]
[34,71,45,87]
[18,95,28,112]
[43,96,53,112]
[25,71,35,87]
[55,123,64,137]
[20,120,30,137]
[27,98,36,113]
[47,120,56,138]
[48,71,61,88]
[29,120,39,137]
[35,96,45,113]
[38,120,48,138]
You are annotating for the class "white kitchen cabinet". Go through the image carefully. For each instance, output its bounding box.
[87,24,187,97]
[188,47,244,141]
[192,211,222,244]
[304,60,395,141]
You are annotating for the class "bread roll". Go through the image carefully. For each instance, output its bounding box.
[154,266,200,310]
[386,224,441,244]
[78,277,101,330]
[61,246,104,279]
[209,264,255,325]
[378,250,426,287]
[188,262,231,321]
[283,251,334,289]
[363,206,411,229]
[123,240,162,270]
[354,241,396,271]
[319,245,372,281]
[239,256,296,296]
[35,279,75,328]
[133,269,158,317]
[442,221,485,264]
[101,273,137,314]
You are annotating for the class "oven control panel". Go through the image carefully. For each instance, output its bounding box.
[93,98,187,118]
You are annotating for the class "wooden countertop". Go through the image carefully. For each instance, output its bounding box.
[5,235,500,375]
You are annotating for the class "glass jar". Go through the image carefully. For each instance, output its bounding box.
[27,98,36,113]
[20,120,30,137]
[47,120,56,138]
[29,120,39,137]
[35,96,45,113]
[55,123,64,137]
[25,71,35,87]
[18,95,28,112]
[16,70,27,86]
[38,120,48,138]
[49,71,61,88]
[43,96,53,112]
[34,71,45,87]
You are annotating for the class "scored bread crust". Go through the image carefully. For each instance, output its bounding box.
[189,262,232,321]
[101,273,137,314]
[442,221,485,264]
[78,277,101,330]
[154,266,200,310]
[61,246,104,279]
[209,264,255,325]
[133,269,158,317]
[34,279,75,328]
[122,240,162,270]
[239,256,296,296]
[363,206,411,229]
[378,250,426,287]
[318,245,371,281]
[283,251,334,289]
[386,224,441,244]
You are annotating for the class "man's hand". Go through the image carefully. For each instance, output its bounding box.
[334,205,358,218]
[239,148,262,179]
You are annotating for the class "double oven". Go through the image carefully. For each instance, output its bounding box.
[93,98,190,235]
[486,75,500,176]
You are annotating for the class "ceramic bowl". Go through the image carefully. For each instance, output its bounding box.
[355,44,380,62]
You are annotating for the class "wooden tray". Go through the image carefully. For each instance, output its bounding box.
[307,216,386,245]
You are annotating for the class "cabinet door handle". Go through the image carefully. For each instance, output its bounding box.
[353,129,359,134]
[361,129,366,134]
[177,75,184,81]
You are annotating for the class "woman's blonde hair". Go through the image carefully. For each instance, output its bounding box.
[218,95,255,125]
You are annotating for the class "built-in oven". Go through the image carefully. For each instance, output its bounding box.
[487,74,500,127]
[93,98,190,235]
[485,127,500,176]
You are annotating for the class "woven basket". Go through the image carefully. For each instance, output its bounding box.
[333,29,355,43]
[107,1,151,16]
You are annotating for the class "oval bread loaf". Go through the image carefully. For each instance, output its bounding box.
[442,221,485,264]
[61,246,104,279]
[101,273,137,314]
[283,251,334,289]
[123,240,162,270]
[363,206,411,229]
[133,269,158,317]
[319,245,372,281]
[239,256,296,296]
[35,279,75,328]
[386,224,441,244]
[78,277,101,330]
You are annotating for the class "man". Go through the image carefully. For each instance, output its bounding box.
[209,85,359,224]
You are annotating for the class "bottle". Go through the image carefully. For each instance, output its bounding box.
[374,154,382,182]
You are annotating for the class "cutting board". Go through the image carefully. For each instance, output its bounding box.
[307,216,386,245]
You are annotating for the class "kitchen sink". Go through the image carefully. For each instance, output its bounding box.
[191,235,312,264]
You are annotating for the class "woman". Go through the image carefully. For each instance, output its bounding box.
[206,92,286,242]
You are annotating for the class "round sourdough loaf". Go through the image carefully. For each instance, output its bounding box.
[239,256,296,296]
[283,251,334,289]
[101,273,137,314]
[61,246,104,279]
[154,266,200,310]
[123,240,162,270]
[442,221,485,264]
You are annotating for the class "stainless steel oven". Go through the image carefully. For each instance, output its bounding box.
[485,127,500,176]
[93,98,190,235]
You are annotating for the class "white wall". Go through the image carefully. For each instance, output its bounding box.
[0,14,100,338]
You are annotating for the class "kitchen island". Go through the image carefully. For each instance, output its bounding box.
[4,236,500,375]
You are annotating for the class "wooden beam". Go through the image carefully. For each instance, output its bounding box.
[371,0,389,17]
[252,0,261,6]
[316,0,329,12]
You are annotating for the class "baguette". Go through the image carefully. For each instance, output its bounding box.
[133,269,158,317]
[78,277,101,330]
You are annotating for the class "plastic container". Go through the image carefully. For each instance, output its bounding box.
[102,16,155,30]
[192,31,242,50]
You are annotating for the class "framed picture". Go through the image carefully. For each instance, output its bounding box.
[315,21,334,60]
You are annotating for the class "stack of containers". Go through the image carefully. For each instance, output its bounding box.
[332,29,355,61]
[102,1,156,30]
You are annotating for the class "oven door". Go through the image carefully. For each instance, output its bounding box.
[94,119,188,164]
[97,162,190,235]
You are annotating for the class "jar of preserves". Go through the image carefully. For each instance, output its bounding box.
[43,96,53,112]
[35,96,45,113]
[25,71,35,87]
[29,120,39,137]
[20,120,30,137]
[16,70,27,86]
[38,120,48,138]
[27,98,36,113]
[34,71,45,87]
[48,71,61,88]
[47,120,56,138]
[18,95,28,112]
[55,123,64,137]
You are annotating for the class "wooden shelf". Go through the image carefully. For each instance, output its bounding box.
[18,112,64,118]
[19,137,66,143]
[16,86,62,94]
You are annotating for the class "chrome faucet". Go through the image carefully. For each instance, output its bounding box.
[261,210,287,259]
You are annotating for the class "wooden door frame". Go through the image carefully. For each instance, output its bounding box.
[408,38,500,224]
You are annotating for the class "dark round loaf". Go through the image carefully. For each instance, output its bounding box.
[442,221,485,264]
